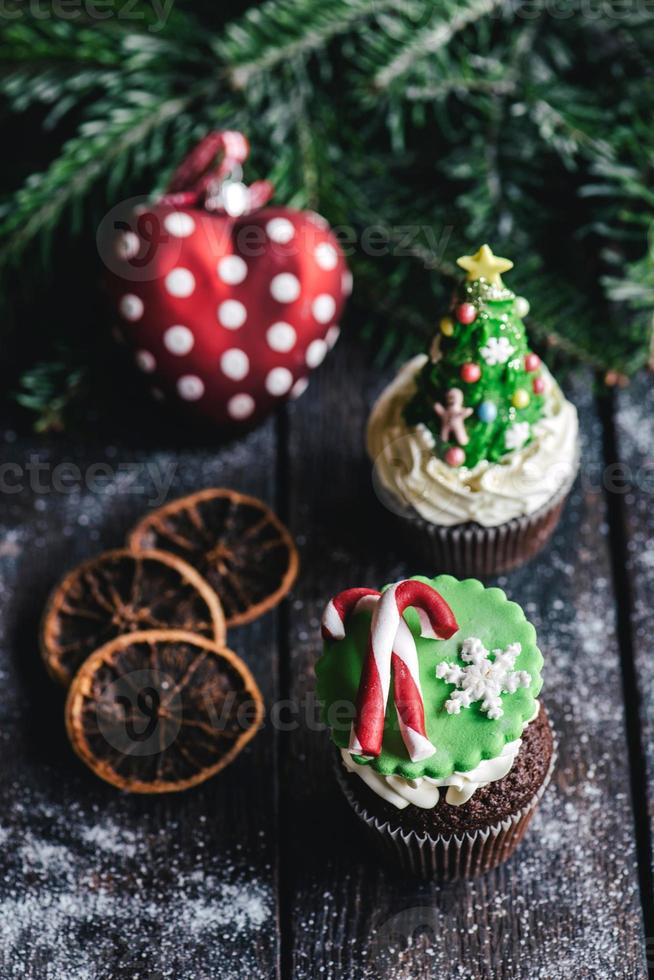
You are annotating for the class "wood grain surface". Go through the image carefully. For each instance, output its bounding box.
[0,422,281,979]
[615,376,654,963]
[284,346,648,980]
[0,337,651,978]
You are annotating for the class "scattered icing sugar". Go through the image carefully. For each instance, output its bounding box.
[79,820,139,858]
[0,423,278,980]
[0,790,273,980]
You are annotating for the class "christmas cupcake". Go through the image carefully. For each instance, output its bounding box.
[317,576,555,879]
[367,245,579,577]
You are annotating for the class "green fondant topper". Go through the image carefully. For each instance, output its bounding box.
[316,575,543,780]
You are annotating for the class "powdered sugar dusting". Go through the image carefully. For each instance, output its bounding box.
[617,376,654,870]
[0,786,273,979]
[0,423,277,980]
[79,820,139,857]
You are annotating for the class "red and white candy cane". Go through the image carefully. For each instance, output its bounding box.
[321,581,458,762]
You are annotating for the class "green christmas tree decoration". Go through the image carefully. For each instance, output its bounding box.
[404,245,547,469]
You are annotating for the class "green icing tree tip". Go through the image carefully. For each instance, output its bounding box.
[404,244,550,469]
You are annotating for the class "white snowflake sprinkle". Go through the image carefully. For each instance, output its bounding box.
[480,335,515,366]
[436,636,531,720]
[505,421,531,451]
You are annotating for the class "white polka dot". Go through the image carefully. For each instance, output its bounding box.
[135,350,156,373]
[342,270,353,295]
[266,218,295,244]
[164,325,194,356]
[164,212,195,237]
[177,375,204,401]
[315,242,338,270]
[217,255,248,285]
[228,393,255,420]
[116,231,139,260]
[218,300,247,329]
[165,268,195,298]
[306,339,328,368]
[220,348,250,381]
[291,377,309,399]
[265,367,293,396]
[151,387,165,402]
[325,325,341,349]
[312,294,336,324]
[119,294,143,322]
[266,322,297,353]
[270,273,301,304]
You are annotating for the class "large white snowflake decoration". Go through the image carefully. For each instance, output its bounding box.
[435,637,532,720]
[505,421,530,451]
[480,335,515,366]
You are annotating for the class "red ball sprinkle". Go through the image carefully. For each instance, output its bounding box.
[533,376,546,394]
[525,353,541,372]
[460,362,481,383]
[445,446,466,467]
[455,302,477,325]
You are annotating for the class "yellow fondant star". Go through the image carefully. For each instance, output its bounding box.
[456,244,513,286]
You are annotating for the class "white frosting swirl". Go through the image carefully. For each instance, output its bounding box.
[367,355,579,527]
[341,703,540,810]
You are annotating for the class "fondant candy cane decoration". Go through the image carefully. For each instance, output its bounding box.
[359,581,459,761]
[321,588,380,642]
[321,581,458,762]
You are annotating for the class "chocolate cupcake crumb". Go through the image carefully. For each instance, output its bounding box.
[340,705,553,836]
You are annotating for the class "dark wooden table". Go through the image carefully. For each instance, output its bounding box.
[0,338,652,979]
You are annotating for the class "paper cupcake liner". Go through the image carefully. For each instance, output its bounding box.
[387,460,578,579]
[334,736,557,881]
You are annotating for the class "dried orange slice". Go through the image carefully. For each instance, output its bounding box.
[65,630,264,793]
[128,489,298,626]
[41,549,225,687]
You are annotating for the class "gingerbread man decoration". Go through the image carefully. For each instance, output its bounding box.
[434,388,473,446]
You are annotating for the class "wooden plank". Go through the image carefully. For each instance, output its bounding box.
[282,341,647,979]
[0,423,280,980]
[614,376,654,908]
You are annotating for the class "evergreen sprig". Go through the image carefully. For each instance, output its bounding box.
[1,0,653,429]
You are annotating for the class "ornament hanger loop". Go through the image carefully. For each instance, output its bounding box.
[160,131,273,215]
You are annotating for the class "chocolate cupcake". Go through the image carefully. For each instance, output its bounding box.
[317,575,555,879]
[367,245,579,577]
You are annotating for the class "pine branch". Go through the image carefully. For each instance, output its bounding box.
[405,77,516,99]
[218,0,407,89]
[0,89,203,266]
[3,0,654,431]
[527,96,613,168]
[15,357,88,433]
[373,0,506,91]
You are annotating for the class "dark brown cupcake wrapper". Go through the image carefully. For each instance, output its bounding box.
[334,735,557,881]
[382,452,579,578]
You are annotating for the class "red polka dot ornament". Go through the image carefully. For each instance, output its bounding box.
[107,131,350,427]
